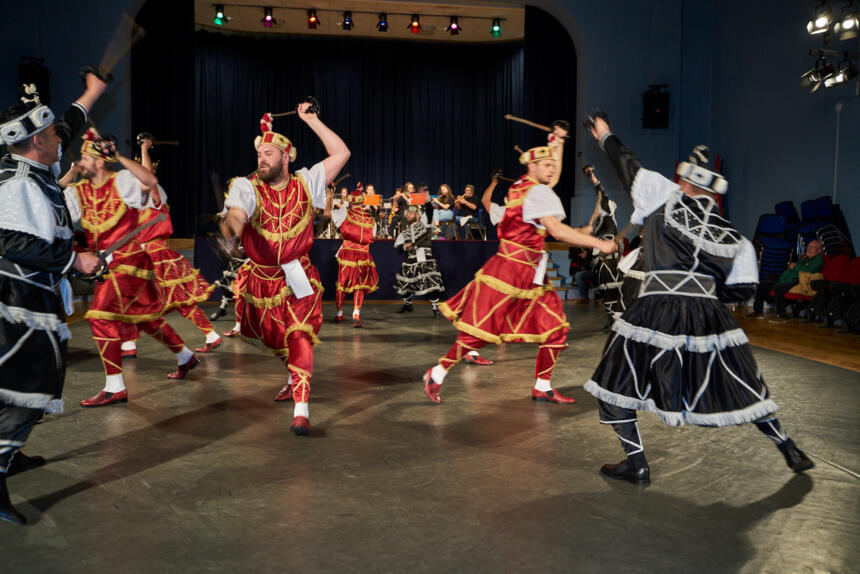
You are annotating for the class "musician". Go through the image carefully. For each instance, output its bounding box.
[0,76,105,524]
[454,184,479,238]
[63,128,199,408]
[393,206,445,317]
[330,182,379,327]
[422,145,617,405]
[116,135,220,358]
[220,104,349,436]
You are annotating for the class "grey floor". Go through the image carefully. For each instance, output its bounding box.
[2,302,859,574]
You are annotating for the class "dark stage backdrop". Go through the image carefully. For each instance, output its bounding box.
[132,3,576,237]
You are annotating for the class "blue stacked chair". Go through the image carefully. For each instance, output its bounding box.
[753,214,792,280]
[798,196,834,243]
[774,200,799,251]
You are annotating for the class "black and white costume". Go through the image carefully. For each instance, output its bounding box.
[0,86,89,522]
[393,217,445,313]
[584,132,813,483]
[616,246,644,314]
[591,185,623,319]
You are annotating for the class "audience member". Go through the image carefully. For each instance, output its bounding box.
[747,239,824,319]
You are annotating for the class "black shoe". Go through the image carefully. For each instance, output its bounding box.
[209,306,227,321]
[7,452,46,477]
[777,439,815,473]
[396,304,414,313]
[0,476,26,525]
[600,454,650,485]
[432,309,441,319]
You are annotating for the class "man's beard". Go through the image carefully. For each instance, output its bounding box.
[257,162,283,183]
[78,166,96,180]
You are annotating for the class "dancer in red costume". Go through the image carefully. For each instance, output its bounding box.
[62,130,199,407]
[220,102,350,435]
[117,136,219,357]
[329,182,378,327]
[423,145,617,404]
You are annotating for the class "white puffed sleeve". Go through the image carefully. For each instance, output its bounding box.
[331,204,348,228]
[522,184,566,227]
[629,168,679,225]
[296,161,327,209]
[114,170,148,209]
[489,202,506,225]
[63,185,82,225]
[224,177,257,219]
[725,238,759,285]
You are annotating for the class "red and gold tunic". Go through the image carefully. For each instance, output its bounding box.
[67,171,165,323]
[439,176,569,343]
[137,191,214,313]
[226,169,324,353]
[335,206,378,294]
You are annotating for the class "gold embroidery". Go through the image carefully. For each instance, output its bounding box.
[77,174,128,235]
[111,265,156,280]
[472,270,554,299]
[249,174,312,242]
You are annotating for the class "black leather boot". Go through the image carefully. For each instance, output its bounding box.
[396,303,414,313]
[7,452,46,477]
[600,453,650,485]
[0,476,26,525]
[777,439,815,473]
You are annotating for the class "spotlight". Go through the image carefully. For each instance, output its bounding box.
[409,14,421,34]
[834,3,859,40]
[214,4,225,26]
[490,18,502,37]
[262,7,274,28]
[825,57,858,87]
[446,16,461,35]
[806,2,833,34]
[377,13,389,32]
[800,57,835,91]
[342,11,353,31]
[307,9,319,29]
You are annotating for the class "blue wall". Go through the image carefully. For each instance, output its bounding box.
[2,0,856,246]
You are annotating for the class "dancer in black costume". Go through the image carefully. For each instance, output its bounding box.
[584,165,623,322]
[582,111,813,485]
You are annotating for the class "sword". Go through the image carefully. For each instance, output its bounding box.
[74,212,167,282]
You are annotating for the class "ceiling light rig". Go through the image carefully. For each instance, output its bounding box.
[409,14,422,34]
[377,13,388,32]
[307,9,319,29]
[807,1,833,34]
[262,7,274,28]
[834,1,859,39]
[342,11,353,31]
[824,55,858,86]
[446,16,461,36]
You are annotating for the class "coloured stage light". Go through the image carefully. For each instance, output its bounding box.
[214,4,225,26]
[262,7,274,28]
[446,16,461,35]
[377,13,389,32]
[342,11,353,31]
[409,14,421,34]
[807,1,833,34]
[490,18,502,37]
[307,9,319,29]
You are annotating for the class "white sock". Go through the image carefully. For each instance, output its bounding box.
[431,364,448,384]
[294,402,309,418]
[205,330,220,344]
[177,346,194,365]
[467,350,479,357]
[121,341,136,351]
[353,309,360,318]
[232,321,240,332]
[336,309,344,317]
[534,378,552,392]
[104,373,125,393]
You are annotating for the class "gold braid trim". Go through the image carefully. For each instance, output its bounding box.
[111,265,156,280]
[267,325,322,353]
[85,309,164,323]
[473,270,555,299]
[77,175,128,234]
[242,278,324,309]
[161,285,216,313]
[249,174,312,242]
[443,316,569,345]
[336,258,377,268]
[347,211,375,229]
[336,283,379,294]
[158,268,207,287]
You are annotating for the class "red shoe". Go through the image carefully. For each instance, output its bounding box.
[223,328,241,338]
[290,416,311,436]
[463,353,493,366]
[334,315,344,323]
[423,368,441,404]
[353,315,362,328]
[81,390,128,407]
[195,337,222,353]
[531,388,576,404]
[167,355,199,379]
[274,384,294,402]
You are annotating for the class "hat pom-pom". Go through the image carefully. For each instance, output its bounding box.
[260,113,273,134]
[83,127,99,142]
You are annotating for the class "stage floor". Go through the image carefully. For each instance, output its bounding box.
[3,302,859,573]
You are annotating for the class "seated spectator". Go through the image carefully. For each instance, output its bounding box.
[747,239,824,319]
[454,184,480,238]
[569,246,595,304]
